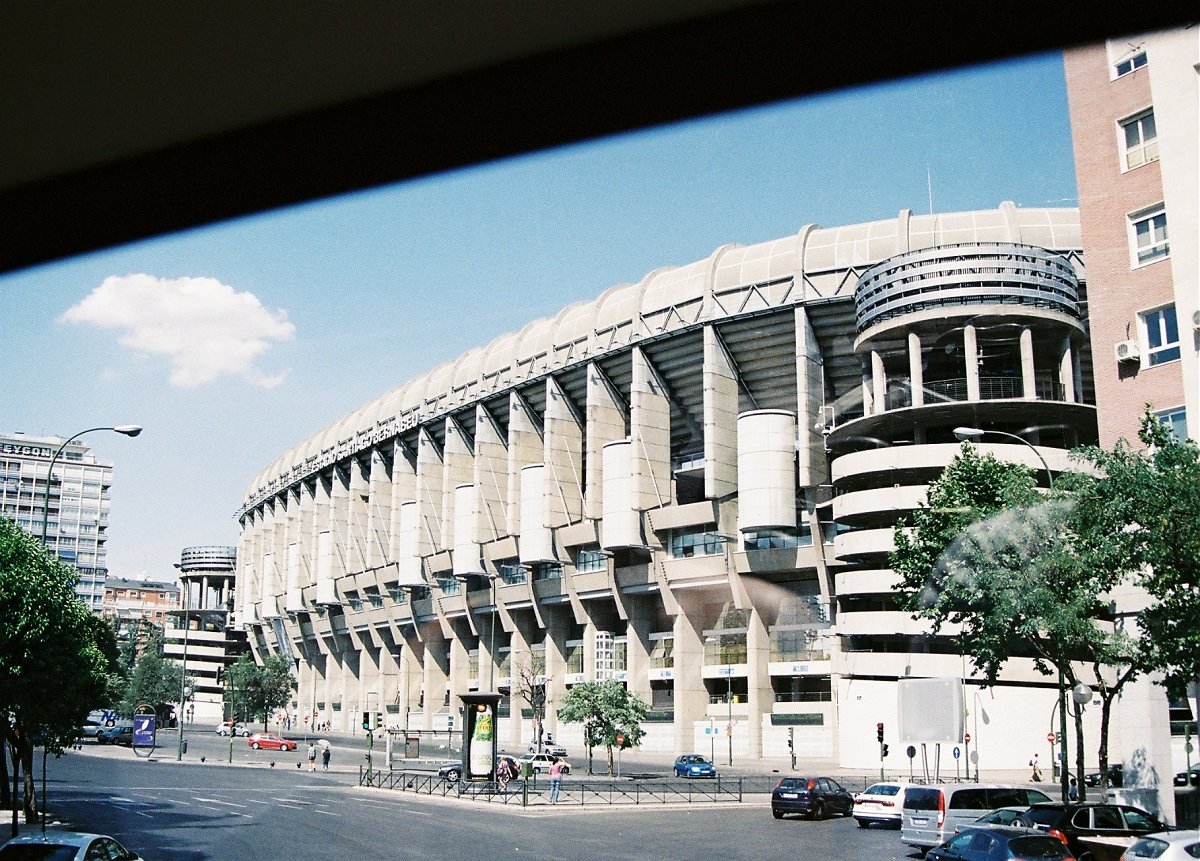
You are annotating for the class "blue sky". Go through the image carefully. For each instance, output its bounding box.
[2,51,1078,582]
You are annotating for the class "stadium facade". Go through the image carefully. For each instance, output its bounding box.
[235,202,1104,769]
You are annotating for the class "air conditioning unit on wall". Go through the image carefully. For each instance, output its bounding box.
[1114,340,1141,363]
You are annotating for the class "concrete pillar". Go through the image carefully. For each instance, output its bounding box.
[671,594,708,755]
[422,637,449,730]
[623,596,654,709]
[473,405,509,544]
[860,356,874,417]
[630,348,671,510]
[796,307,828,488]
[964,324,980,401]
[545,377,584,527]
[871,350,886,413]
[1020,327,1036,400]
[1059,338,1077,404]
[585,362,626,521]
[908,332,924,407]
[543,608,571,743]
[704,326,739,499]
[745,608,771,759]
[507,392,543,535]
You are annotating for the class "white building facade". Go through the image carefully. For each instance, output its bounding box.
[1,431,118,611]
[236,203,1109,770]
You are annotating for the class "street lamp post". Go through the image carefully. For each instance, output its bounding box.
[953,426,1064,800]
[40,425,142,543]
[176,578,190,761]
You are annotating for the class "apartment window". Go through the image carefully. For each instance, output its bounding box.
[1120,109,1158,170]
[1110,39,1148,78]
[1130,206,1168,265]
[575,547,607,573]
[1156,408,1187,441]
[1141,305,1180,366]
[666,528,723,559]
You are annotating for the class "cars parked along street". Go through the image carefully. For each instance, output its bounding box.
[1019,802,1165,860]
[771,776,854,820]
[0,830,145,860]
[528,743,568,758]
[1083,764,1123,787]
[853,782,910,828]
[1173,765,1200,787]
[673,754,718,778]
[927,826,1073,861]
[902,785,1053,850]
[246,733,295,751]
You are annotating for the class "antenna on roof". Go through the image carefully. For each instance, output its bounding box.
[927,164,934,215]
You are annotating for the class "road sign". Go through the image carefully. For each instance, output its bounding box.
[964,733,971,744]
[906,745,916,759]
[1047,732,1056,743]
[132,714,156,747]
[952,746,961,760]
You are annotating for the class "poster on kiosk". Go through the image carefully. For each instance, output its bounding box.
[460,692,501,781]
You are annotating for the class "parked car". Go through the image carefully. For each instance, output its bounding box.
[902,785,1054,851]
[1084,764,1124,787]
[853,781,910,828]
[927,826,1074,861]
[96,722,134,746]
[0,830,145,860]
[437,762,462,783]
[517,753,570,774]
[673,754,718,779]
[771,776,854,820]
[246,733,295,751]
[1172,765,1199,787]
[1020,802,1165,860]
[215,721,249,736]
[76,719,101,741]
[1122,830,1200,861]
[528,743,568,758]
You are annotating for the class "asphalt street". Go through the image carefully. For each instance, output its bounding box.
[22,738,926,861]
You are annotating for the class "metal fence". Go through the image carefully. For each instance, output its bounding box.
[359,768,745,806]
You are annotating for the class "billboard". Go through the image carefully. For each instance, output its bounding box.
[897,677,964,743]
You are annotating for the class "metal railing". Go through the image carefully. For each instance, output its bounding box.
[359,768,744,806]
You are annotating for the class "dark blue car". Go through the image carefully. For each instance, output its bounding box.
[673,754,718,778]
[928,826,1073,861]
[771,776,854,820]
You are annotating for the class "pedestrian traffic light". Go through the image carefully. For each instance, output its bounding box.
[361,711,372,730]
[881,744,890,758]
[876,722,884,743]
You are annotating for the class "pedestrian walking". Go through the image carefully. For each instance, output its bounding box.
[307,743,317,772]
[1068,777,1078,801]
[1029,753,1042,782]
[548,757,564,803]
[321,745,331,771]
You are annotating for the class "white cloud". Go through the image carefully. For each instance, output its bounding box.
[61,274,296,388]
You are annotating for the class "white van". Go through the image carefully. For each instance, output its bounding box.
[901,784,1053,850]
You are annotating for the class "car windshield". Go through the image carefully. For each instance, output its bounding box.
[863,784,900,796]
[1008,836,1072,858]
[1125,837,1170,859]
[0,845,82,860]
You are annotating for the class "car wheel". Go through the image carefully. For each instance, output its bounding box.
[252,742,260,749]
[772,809,783,820]
[811,801,826,820]
[563,766,570,774]
[446,769,460,782]
[856,819,869,828]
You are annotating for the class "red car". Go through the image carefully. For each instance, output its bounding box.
[247,733,295,751]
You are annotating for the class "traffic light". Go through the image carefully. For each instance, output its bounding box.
[876,722,885,744]
[362,711,372,730]
[216,666,224,684]
[375,712,383,731]
[881,744,890,758]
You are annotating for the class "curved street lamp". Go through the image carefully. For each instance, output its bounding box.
[40,424,143,542]
[952,425,1065,799]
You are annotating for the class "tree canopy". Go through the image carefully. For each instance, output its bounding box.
[556,681,648,775]
[120,629,185,722]
[226,653,296,729]
[0,516,112,822]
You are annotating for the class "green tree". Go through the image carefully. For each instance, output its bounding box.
[226,653,296,729]
[891,445,1143,798]
[121,629,185,724]
[0,517,110,826]
[556,681,648,775]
